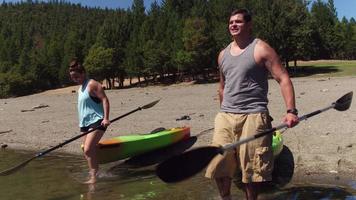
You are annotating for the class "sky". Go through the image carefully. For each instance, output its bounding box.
[2,0,161,10]
[2,0,356,20]
[312,0,356,20]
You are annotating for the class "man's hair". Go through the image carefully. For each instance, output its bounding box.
[230,8,252,22]
[69,58,85,73]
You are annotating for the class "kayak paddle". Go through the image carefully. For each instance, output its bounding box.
[0,100,160,176]
[121,127,214,168]
[156,92,353,183]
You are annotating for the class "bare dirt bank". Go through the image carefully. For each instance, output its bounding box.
[0,76,355,179]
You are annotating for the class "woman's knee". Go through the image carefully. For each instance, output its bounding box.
[83,146,95,158]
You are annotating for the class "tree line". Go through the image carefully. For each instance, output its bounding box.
[0,0,355,97]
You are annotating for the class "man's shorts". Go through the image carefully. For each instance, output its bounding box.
[205,112,273,183]
[80,119,107,132]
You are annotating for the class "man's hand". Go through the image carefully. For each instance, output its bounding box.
[283,114,299,128]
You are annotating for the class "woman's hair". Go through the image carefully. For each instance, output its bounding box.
[69,58,85,73]
[230,8,252,22]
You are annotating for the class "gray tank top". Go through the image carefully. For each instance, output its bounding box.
[220,39,269,113]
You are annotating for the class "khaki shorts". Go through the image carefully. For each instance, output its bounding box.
[205,112,273,183]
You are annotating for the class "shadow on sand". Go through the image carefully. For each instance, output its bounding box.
[288,65,340,77]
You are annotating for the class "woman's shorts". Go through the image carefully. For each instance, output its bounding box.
[80,119,107,132]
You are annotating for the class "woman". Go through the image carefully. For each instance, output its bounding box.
[69,58,110,184]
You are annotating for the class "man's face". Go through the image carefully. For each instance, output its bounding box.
[229,14,250,36]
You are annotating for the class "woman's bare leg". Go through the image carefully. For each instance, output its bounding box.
[83,129,104,184]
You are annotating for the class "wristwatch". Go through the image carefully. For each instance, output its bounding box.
[287,108,298,116]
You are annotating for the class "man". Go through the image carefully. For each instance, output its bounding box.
[205,9,299,200]
[69,58,110,184]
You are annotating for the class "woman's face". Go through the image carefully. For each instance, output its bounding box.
[70,71,85,84]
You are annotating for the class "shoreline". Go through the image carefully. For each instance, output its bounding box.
[0,76,355,181]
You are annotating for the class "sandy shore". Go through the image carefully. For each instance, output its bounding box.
[0,76,355,179]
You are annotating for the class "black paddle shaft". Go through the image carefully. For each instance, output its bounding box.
[222,90,356,152]
[37,106,143,157]
[0,100,160,176]
[36,99,161,157]
[223,104,335,151]
[156,92,353,183]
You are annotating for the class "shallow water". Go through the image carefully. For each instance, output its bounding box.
[0,149,355,200]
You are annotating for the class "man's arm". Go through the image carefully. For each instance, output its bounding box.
[255,40,298,127]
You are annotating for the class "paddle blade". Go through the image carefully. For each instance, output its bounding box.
[0,157,35,176]
[334,91,353,111]
[121,136,197,168]
[156,146,222,183]
[141,99,160,109]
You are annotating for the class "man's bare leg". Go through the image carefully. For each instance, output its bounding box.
[215,177,232,200]
[244,182,261,200]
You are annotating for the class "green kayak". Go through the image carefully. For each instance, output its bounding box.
[82,127,191,164]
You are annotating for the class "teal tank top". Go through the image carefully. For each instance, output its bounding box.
[220,39,269,113]
[78,79,104,127]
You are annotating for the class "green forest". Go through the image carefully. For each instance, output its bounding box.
[0,0,355,97]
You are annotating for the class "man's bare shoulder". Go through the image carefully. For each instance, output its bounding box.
[255,38,277,60]
[218,44,230,66]
[255,38,272,51]
[218,49,225,59]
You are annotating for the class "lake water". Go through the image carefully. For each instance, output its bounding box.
[0,149,355,200]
